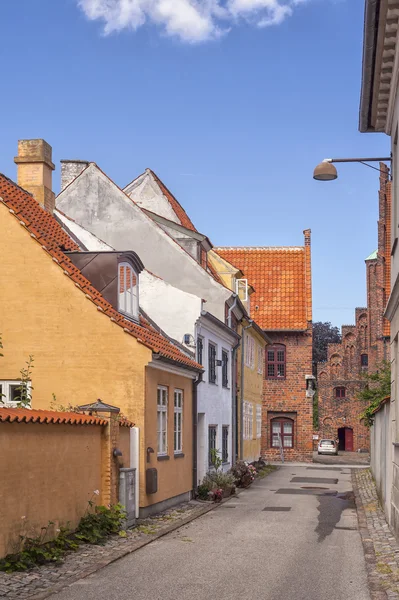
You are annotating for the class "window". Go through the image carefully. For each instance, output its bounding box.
[244,402,253,440]
[335,386,346,399]
[266,345,286,379]
[271,418,294,448]
[0,380,30,407]
[222,350,229,388]
[245,334,255,369]
[208,426,217,466]
[208,343,217,384]
[197,336,204,365]
[118,262,138,320]
[222,426,229,463]
[361,354,368,368]
[174,389,183,454]
[157,386,168,455]
[256,405,262,438]
[257,346,264,375]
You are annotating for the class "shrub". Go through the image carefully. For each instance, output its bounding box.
[197,483,211,500]
[203,471,235,491]
[75,504,126,544]
[230,461,256,488]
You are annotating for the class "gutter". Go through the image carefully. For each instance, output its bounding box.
[192,373,203,493]
[231,337,241,466]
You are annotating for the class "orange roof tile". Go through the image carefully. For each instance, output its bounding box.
[148,170,197,232]
[0,407,108,426]
[215,244,311,331]
[0,174,202,372]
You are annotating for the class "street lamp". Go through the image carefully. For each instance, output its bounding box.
[313,157,391,181]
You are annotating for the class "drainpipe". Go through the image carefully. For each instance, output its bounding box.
[227,294,239,464]
[228,294,238,329]
[240,320,253,460]
[192,372,203,494]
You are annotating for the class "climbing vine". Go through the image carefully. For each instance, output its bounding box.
[358,361,391,427]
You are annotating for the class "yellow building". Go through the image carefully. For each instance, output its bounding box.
[208,250,269,463]
[0,140,202,517]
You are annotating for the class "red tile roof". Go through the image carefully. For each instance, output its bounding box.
[0,407,108,426]
[0,174,202,371]
[215,243,311,331]
[148,170,197,232]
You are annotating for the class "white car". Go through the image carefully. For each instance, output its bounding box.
[317,439,338,455]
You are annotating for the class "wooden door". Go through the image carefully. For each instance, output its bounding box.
[345,428,353,451]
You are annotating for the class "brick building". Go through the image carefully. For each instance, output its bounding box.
[215,229,314,462]
[317,166,391,452]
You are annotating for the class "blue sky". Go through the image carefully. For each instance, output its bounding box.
[0,0,390,327]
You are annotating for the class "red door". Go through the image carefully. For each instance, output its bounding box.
[345,428,353,451]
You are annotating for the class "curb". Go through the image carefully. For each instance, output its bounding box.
[352,470,388,600]
[28,495,235,600]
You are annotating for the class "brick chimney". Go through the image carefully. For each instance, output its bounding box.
[60,159,89,191]
[14,139,55,213]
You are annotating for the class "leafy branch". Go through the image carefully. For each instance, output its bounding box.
[358,361,391,426]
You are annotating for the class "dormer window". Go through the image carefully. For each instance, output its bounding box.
[118,261,139,321]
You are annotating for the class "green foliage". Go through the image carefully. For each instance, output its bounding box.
[202,470,235,490]
[209,448,223,471]
[13,355,34,407]
[75,504,126,544]
[359,361,391,427]
[49,393,79,413]
[257,465,278,479]
[0,500,126,572]
[312,321,341,366]
[197,483,211,500]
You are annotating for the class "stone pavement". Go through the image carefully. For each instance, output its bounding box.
[354,469,399,599]
[0,501,215,600]
[314,450,370,465]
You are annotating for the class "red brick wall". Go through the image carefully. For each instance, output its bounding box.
[262,324,313,462]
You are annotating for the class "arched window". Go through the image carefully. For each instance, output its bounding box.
[118,261,139,320]
[271,417,294,448]
[266,344,286,380]
[335,386,346,399]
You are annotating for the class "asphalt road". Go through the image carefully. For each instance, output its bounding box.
[51,465,370,600]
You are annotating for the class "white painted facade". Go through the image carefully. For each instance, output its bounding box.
[124,170,181,224]
[55,210,237,487]
[56,164,231,321]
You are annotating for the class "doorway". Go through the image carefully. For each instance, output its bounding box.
[337,427,354,451]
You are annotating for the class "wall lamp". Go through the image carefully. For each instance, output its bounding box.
[313,157,392,181]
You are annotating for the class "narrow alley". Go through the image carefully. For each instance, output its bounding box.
[49,466,371,600]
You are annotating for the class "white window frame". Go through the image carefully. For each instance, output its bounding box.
[248,402,253,439]
[256,405,262,438]
[118,261,139,321]
[235,278,248,301]
[157,386,168,456]
[174,389,183,454]
[245,334,255,369]
[257,345,264,375]
[0,380,31,407]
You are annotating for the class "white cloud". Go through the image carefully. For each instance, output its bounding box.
[77,0,314,42]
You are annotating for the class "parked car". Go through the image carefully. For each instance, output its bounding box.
[317,439,338,455]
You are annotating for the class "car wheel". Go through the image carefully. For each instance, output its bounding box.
[318,452,321,455]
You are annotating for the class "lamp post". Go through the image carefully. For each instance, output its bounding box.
[313,157,391,181]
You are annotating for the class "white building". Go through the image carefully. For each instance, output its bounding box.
[359,0,398,533]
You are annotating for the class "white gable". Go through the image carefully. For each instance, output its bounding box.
[124,170,180,224]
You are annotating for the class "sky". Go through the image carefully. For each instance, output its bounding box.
[0,0,390,328]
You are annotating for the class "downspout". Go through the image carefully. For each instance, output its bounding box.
[192,372,202,494]
[240,320,253,460]
[227,294,239,465]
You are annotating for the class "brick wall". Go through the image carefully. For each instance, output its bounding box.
[262,324,313,462]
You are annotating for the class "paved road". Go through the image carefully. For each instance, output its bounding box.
[51,466,370,600]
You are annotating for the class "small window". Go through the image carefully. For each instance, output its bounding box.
[335,386,346,399]
[271,418,294,448]
[257,346,264,375]
[245,334,255,369]
[157,386,168,456]
[361,354,368,368]
[222,350,229,388]
[222,426,229,463]
[266,345,286,379]
[0,380,31,407]
[197,336,204,366]
[256,405,262,438]
[244,402,254,440]
[174,390,183,454]
[118,262,139,320]
[208,426,217,466]
[208,343,217,384]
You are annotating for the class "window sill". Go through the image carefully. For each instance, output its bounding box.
[157,454,170,461]
[174,452,185,458]
[208,381,218,385]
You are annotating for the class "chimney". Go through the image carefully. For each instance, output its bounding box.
[60,160,89,191]
[14,139,55,213]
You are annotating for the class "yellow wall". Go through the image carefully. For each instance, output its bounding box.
[237,324,265,463]
[0,420,103,557]
[143,367,193,508]
[0,203,151,425]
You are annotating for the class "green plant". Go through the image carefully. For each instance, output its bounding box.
[359,361,391,426]
[209,448,223,471]
[202,471,235,490]
[13,355,34,407]
[75,503,126,544]
[197,483,211,500]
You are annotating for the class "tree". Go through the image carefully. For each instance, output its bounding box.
[359,361,391,426]
[312,321,341,365]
